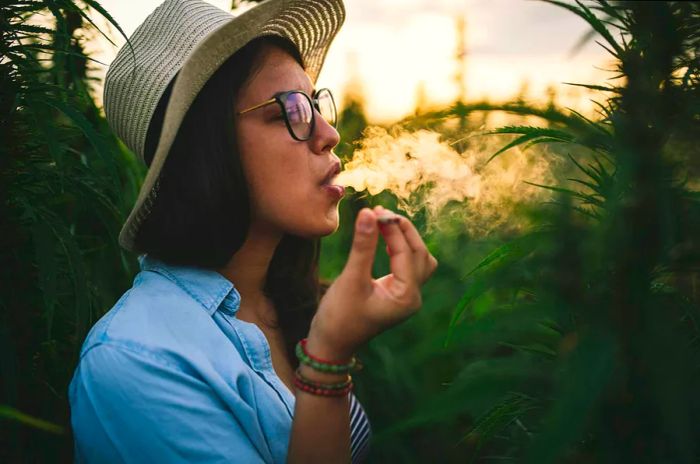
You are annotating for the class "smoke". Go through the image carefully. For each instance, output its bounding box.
[336,126,558,237]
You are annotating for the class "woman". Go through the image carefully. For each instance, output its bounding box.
[69,0,438,462]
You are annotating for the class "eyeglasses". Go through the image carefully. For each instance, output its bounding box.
[237,88,337,141]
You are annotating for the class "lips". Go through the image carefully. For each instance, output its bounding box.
[321,161,342,186]
[323,184,345,199]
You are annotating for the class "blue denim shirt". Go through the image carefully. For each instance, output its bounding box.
[69,254,371,463]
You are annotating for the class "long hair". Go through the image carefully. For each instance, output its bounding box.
[134,35,328,367]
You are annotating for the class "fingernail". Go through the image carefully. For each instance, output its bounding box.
[359,212,374,233]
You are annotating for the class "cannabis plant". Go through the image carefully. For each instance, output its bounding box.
[438,2,700,462]
[1,1,140,461]
[360,2,700,463]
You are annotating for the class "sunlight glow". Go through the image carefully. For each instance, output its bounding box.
[90,0,612,123]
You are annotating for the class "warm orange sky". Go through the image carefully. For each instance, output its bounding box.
[89,0,612,123]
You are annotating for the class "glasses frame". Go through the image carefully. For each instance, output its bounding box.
[237,88,337,141]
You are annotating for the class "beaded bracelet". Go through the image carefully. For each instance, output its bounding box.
[293,374,354,397]
[294,368,352,390]
[295,338,358,374]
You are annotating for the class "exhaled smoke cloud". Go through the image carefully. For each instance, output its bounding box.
[336,126,557,237]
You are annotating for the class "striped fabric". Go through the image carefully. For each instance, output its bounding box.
[350,393,372,463]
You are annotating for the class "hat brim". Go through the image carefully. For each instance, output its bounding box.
[118,0,345,252]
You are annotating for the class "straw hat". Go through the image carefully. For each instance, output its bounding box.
[103,0,345,252]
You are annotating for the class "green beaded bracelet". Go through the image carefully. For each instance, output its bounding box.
[295,339,357,373]
[294,368,352,390]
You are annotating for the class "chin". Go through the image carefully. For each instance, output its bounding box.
[313,219,340,238]
[283,200,340,238]
[320,222,339,236]
[297,214,340,239]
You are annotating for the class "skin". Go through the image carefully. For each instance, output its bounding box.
[217,42,349,404]
[215,43,353,462]
[217,43,438,463]
[218,43,341,327]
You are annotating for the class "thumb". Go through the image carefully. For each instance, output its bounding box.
[343,208,379,281]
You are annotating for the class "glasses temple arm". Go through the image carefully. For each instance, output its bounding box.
[237,97,276,115]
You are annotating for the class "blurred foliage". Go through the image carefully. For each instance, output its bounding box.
[0,1,141,462]
[2,0,700,463]
[343,1,700,463]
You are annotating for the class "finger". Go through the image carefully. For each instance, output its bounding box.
[395,215,430,256]
[376,210,415,286]
[394,215,439,283]
[343,208,380,282]
[376,206,430,260]
[377,211,411,255]
[381,210,439,281]
[429,254,438,271]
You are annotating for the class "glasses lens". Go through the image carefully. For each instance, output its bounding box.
[316,89,337,127]
[284,92,313,140]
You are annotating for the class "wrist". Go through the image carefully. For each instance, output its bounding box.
[295,336,355,385]
[304,332,356,363]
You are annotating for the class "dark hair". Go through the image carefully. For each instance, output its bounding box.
[135,35,328,367]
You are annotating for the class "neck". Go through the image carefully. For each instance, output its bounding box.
[217,220,283,325]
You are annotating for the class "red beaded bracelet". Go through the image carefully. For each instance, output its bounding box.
[299,338,354,365]
[293,375,353,397]
[295,368,352,390]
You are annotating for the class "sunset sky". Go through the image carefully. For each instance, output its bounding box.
[90,0,612,123]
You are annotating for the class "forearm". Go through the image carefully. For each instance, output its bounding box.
[286,336,354,464]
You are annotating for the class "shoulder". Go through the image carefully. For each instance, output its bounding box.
[70,269,254,418]
[81,270,194,346]
[78,268,237,371]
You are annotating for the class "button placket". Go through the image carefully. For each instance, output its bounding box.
[221,312,296,417]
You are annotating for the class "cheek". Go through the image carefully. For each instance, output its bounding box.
[236,122,338,234]
[240,133,311,208]
[252,157,339,235]
[238,123,290,183]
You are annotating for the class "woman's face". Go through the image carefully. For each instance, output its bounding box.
[235,44,342,239]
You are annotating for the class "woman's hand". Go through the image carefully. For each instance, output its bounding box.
[308,205,438,360]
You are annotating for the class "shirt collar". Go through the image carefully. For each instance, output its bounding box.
[138,254,241,316]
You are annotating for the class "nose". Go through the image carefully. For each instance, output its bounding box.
[309,109,340,155]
